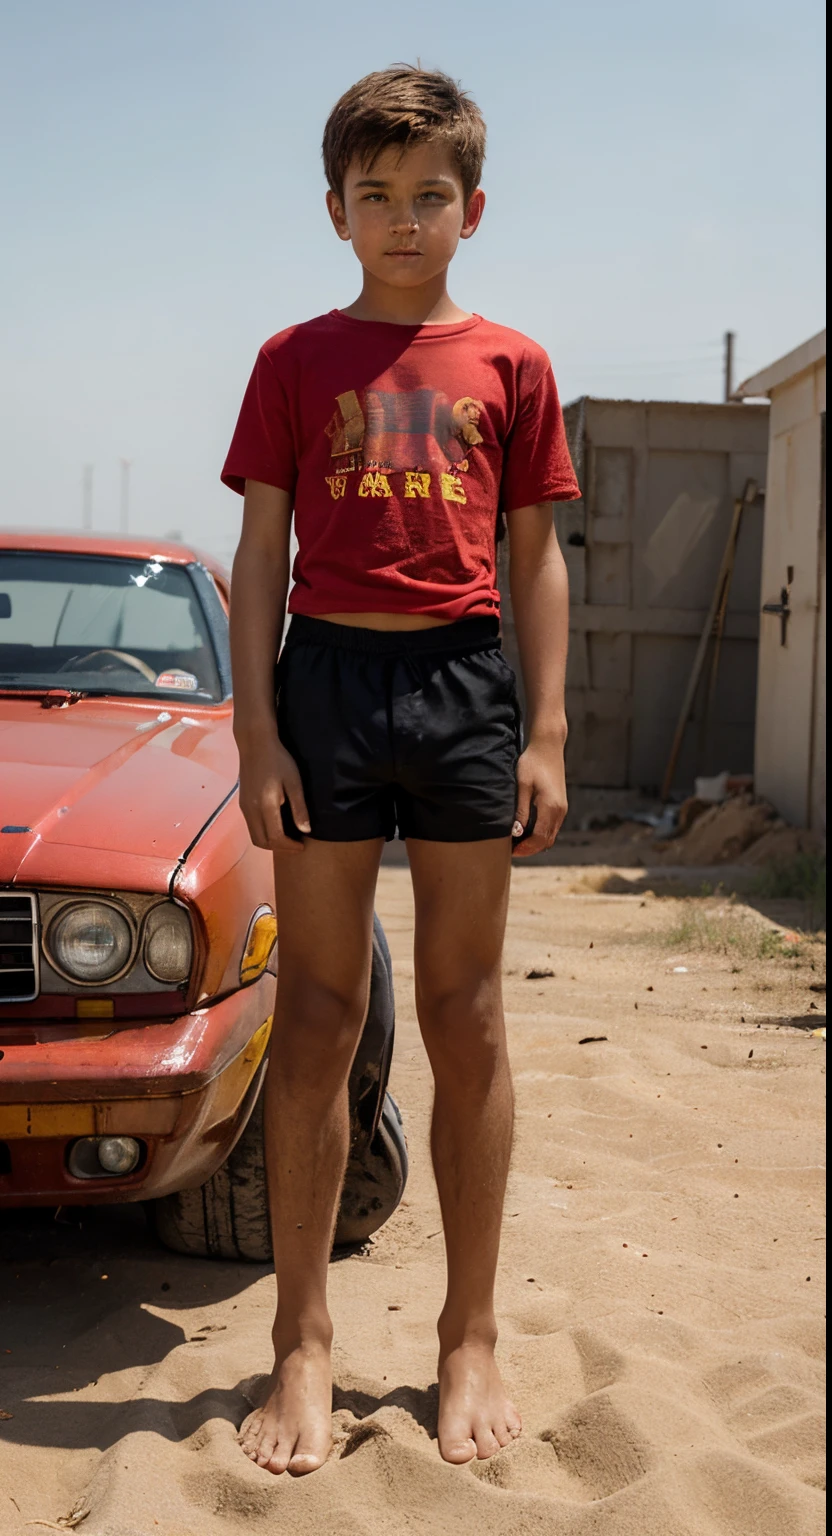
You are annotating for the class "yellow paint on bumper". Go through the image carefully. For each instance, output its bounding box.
[0,1016,272,1141]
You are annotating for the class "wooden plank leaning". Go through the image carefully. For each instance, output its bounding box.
[660,478,760,802]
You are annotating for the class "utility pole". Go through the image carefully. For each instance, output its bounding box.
[119,458,132,534]
[82,464,93,531]
[723,331,736,402]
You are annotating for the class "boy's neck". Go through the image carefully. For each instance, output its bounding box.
[341,269,472,326]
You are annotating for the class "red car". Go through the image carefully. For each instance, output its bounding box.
[0,531,406,1258]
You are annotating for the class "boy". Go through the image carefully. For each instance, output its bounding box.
[222,64,578,1477]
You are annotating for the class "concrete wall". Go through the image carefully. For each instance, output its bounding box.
[753,360,826,832]
[499,398,770,795]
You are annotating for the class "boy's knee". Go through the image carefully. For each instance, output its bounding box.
[274,975,368,1074]
[417,973,497,1027]
[416,979,505,1076]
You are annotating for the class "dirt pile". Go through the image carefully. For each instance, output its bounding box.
[658,792,777,864]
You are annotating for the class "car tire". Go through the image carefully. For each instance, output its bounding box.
[334,1091,408,1248]
[151,1089,407,1262]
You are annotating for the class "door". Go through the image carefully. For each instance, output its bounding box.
[755,371,825,827]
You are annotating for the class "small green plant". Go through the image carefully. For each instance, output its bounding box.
[753,853,826,932]
[662,905,798,961]
[757,929,788,960]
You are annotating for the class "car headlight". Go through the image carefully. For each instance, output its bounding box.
[48,901,133,983]
[143,902,193,984]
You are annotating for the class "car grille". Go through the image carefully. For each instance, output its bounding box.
[0,892,38,1002]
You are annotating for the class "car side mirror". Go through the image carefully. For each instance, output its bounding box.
[0,593,12,618]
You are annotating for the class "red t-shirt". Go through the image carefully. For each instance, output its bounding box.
[222,311,579,621]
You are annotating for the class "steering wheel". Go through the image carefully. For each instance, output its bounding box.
[57,648,158,683]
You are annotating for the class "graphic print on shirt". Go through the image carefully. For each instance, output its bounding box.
[324,387,487,503]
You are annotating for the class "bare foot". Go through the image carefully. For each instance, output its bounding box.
[238,1335,333,1475]
[437,1338,522,1463]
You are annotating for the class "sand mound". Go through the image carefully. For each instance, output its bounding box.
[0,869,825,1535]
[657,793,776,864]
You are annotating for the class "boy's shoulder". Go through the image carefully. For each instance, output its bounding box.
[257,312,339,366]
[475,316,555,390]
[476,316,549,355]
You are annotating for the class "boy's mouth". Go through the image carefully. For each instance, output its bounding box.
[385,248,422,258]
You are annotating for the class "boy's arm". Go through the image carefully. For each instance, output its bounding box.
[230,479,310,853]
[507,502,569,856]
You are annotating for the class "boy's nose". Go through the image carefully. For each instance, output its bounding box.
[389,210,419,235]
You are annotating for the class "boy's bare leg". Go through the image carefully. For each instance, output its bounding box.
[238,837,384,1476]
[407,837,521,1464]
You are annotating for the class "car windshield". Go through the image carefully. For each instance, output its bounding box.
[0,551,223,702]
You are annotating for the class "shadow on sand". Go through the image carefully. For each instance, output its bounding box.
[0,1203,262,1451]
[0,1203,368,1457]
[0,1191,420,1456]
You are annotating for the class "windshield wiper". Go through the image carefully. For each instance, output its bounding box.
[0,685,88,707]
[41,689,88,708]
[0,680,217,704]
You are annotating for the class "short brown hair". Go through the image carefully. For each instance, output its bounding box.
[323,65,486,203]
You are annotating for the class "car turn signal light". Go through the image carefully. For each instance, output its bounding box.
[240,909,277,984]
[75,999,115,1020]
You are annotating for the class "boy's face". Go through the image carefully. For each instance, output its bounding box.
[327,142,484,288]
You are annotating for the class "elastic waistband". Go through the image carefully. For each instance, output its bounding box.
[284,614,501,657]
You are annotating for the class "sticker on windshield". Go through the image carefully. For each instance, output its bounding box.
[155,669,199,691]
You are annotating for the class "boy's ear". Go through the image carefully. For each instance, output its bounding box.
[459,188,486,241]
[326,190,352,243]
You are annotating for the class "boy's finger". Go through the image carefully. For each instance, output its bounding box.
[515,829,547,856]
[514,801,559,856]
[537,798,566,845]
[535,813,557,849]
[285,780,312,836]
[514,783,533,837]
[264,797,303,854]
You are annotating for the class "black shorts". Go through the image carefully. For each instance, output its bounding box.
[276,614,521,842]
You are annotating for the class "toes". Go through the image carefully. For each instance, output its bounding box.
[264,1444,293,1475]
[253,1426,284,1469]
[505,1402,522,1437]
[438,1435,477,1465]
[288,1451,326,1476]
[493,1422,513,1449]
[473,1424,502,1460]
[243,1419,296,1475]
[287,1427,331,1476]
[237,1410,262,1450]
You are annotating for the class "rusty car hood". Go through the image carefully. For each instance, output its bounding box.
[0,696,238,891]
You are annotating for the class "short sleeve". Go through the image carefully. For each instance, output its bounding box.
[221,348,297,497]
[500,365,580,514]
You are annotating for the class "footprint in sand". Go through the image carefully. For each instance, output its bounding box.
[703,1356,826,1491]
[678,1448,825,1536]
[538,1391,653,1501]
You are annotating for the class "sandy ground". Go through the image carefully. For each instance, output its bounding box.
[0,864,826,1536]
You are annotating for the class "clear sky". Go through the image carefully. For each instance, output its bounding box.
[0,0,825,568]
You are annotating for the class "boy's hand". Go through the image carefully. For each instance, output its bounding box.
[512,738,567,857]
[238,737,311,854]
